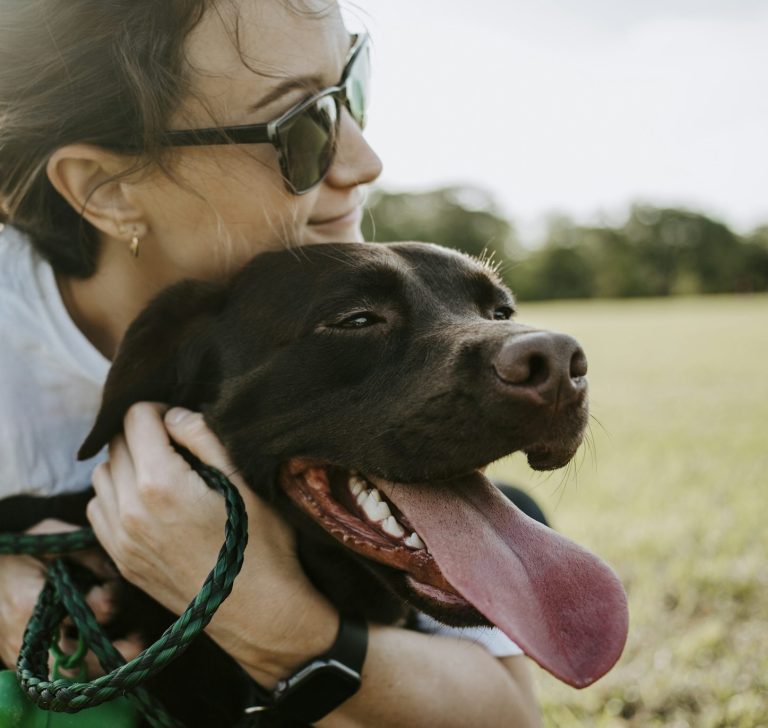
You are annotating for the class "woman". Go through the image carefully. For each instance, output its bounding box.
[0,1,541,725]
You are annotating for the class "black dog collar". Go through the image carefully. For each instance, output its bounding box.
[245,615,368,724]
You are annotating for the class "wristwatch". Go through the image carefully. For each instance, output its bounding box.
[245,615,368,725]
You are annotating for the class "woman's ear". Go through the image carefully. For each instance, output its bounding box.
[46,144,145,239]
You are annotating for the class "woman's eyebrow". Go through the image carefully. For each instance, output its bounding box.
[249,34,355,115]
[249,75,325,113]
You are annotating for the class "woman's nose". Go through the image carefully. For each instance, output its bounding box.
[323,109,383,189]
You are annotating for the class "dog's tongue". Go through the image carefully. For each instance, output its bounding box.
[375,472,628,688]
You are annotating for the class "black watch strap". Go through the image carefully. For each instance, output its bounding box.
[245,615,368,726]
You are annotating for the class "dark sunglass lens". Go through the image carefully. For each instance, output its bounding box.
[278,95,338,193]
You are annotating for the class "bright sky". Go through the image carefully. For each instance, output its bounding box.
[342,1,768,243]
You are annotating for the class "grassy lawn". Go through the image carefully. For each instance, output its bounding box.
[487,294,768,727]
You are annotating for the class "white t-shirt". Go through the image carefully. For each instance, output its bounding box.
[0,224,109,497]
[0,224,521,657]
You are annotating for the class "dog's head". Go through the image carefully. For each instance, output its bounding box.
[80,242,627,688]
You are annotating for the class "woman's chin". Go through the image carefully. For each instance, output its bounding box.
[304,228,363,244]
[304,211,364,243]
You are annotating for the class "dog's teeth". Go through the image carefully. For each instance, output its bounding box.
[362,496,389,522]
[404,532,425,550]
[368,489,382,503]
[356,490,369,507]
[362,497,376,518]
[359,488,375,503]
[349,476,366,497]
[382,516,406,538]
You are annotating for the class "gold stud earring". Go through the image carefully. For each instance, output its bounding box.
[129,229,140,258]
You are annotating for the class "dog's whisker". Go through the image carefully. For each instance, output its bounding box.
[588,412,609,439]
[586,426,599,471]
[545,471,569,512]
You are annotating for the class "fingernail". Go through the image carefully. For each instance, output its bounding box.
[166,407,192,426]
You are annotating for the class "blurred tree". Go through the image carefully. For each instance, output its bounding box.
[362,188,768,300]
[750,225,768,248]
[507,215,595,300]
[578,227,643,298]
[737,226,768,292]
[622,205,744,295]
[508,244,594,300]
[362,186,519,262]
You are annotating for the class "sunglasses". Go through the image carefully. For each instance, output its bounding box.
[160,33,370,195]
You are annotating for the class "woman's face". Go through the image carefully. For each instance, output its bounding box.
[126,0,382,283]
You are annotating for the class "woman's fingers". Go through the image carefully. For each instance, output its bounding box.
[121,403,179,491]
[0,515,145,676]
[85,496,110,554]
[24,518,81,548]
[0,523,85,667]
[120,403,222,513]
[83,583,117,624]
[58,582,116,635]
[163,407,238,477]
[91,457,121,526]
[68,548,120,582]
[83,651,104,679]
[106,433,145,517]
[52,582,141,679]
[113,634,144,663]
[22,516,119,586]
[86,403,222,610]
[54,635,104,679]
[0,555,46,666]
[56,631,145,679]
[163,407,273,521]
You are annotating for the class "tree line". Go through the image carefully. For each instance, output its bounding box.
[362,187,768,301]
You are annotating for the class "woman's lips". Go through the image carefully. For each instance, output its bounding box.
[308,206,362,228]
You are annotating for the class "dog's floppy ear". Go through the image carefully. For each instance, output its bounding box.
[78,279,226,460]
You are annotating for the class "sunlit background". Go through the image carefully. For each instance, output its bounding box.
[342,3,768,726]
[344,0,768,243]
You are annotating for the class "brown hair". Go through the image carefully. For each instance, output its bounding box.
[0,0,209,277]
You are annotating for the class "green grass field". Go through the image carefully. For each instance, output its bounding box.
[487,294,768,727]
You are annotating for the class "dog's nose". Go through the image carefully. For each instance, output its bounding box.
[493,332,588,406]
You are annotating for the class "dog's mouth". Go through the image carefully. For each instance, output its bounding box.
[280,458,629,689]
[281,460,467,607]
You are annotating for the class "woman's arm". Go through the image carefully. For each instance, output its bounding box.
[317,632,540,728]
[222,615,541,728]
[88,404,541,728]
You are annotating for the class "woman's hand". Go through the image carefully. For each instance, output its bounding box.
[87,403,338,688]
[0,519,142,676]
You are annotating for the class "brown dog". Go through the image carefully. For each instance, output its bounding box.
[77,242,627,724]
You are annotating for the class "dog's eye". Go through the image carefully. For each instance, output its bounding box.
[493,306,514,321]
[331,312,383,329]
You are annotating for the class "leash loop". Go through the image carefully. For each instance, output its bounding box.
[0,446,248,727]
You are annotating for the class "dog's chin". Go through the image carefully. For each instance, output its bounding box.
[524,441,581,471]
[279,458,489,622]
[523,418,587,470]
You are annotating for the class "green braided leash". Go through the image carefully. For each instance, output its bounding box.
[17,569,183,728]
[0,530,97,555]
[0,446,248,726]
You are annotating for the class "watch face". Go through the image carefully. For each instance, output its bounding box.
[275,660,362,723]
